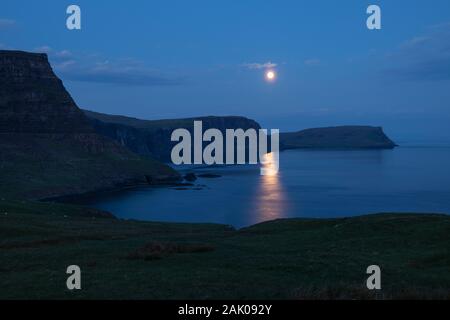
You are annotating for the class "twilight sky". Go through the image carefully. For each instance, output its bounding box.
[1,0,450,141]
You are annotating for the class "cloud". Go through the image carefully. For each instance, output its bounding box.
[33,46,73,59]
[54,60,76,70]
[401,36,429,48]
[241,61,277,70]
[385,23,450,81]
[53,54,185,86]
[5,44,184,87]
[54,50,72,58]
[304,58,321,66]
[34,46,52,54]
[0,19,16,30]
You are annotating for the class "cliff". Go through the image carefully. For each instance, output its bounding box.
[84,110,262,162]
[280,126,397,150]
[0,50,178,199]
[85,110,397,157]
[0,51,93,134]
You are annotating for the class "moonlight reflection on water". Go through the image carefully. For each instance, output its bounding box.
[254,153,288,222]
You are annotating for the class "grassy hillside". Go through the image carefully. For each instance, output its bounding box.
[0,134,178,200]
[1,200,449,299]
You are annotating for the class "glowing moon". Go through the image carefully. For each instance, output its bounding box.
[265,70,276,82]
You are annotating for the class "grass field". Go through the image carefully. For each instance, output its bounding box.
[1,199,449,300]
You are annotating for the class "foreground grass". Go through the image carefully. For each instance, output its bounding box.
[0,199,449,299]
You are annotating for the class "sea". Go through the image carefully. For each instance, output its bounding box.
[77,144,450,228]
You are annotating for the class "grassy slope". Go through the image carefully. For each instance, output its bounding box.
[0,135,177,200]
[1,200,449,299]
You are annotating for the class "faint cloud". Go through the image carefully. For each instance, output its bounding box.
[0,18,16,30]
[53,53,185,86]
[54,50,72,58]
[385,23,450,81]
[304,58,321,66]
[401,36,429,48]
[33,46,76,71]
[241,61,277,70]
[34,46,72,59]
[54,60,76,70]
[428,21,450,31]
[5,45,185,86]
[34,46,52,54]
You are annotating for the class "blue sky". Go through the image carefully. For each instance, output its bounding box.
[1,0,450,140]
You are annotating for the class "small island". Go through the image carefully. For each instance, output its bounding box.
[280,126,397,151]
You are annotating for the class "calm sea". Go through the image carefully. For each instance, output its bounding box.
[78,146,450,228]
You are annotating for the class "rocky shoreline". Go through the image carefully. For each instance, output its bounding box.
[40,175,186,204]
[42,170,218,205]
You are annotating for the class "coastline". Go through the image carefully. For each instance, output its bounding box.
[39,178,191,204]
[39,165,224,205]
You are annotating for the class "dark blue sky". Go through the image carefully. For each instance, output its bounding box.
[1,0,450,141]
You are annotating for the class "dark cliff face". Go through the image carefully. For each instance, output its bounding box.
[84,111,397,160]
[0,50,177,199]
[0,50,93,133]
[88,118,153,155]
[84,110,262,162]
[280,126,397,150]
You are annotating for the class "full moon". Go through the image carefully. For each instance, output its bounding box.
[265,70,276,82]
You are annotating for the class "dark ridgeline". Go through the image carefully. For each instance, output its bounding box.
[84,110,263,162]
[84,110,397,162]
[0,50,178,200]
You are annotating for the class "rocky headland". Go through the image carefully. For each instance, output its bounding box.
[0,50,179,200]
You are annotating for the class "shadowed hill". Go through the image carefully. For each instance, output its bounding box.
[84,110,262,162]
[0,50,178,200]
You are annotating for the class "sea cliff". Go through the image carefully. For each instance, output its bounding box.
[0,50,178,199]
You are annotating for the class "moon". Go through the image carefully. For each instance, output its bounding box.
[265,70,276,82]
